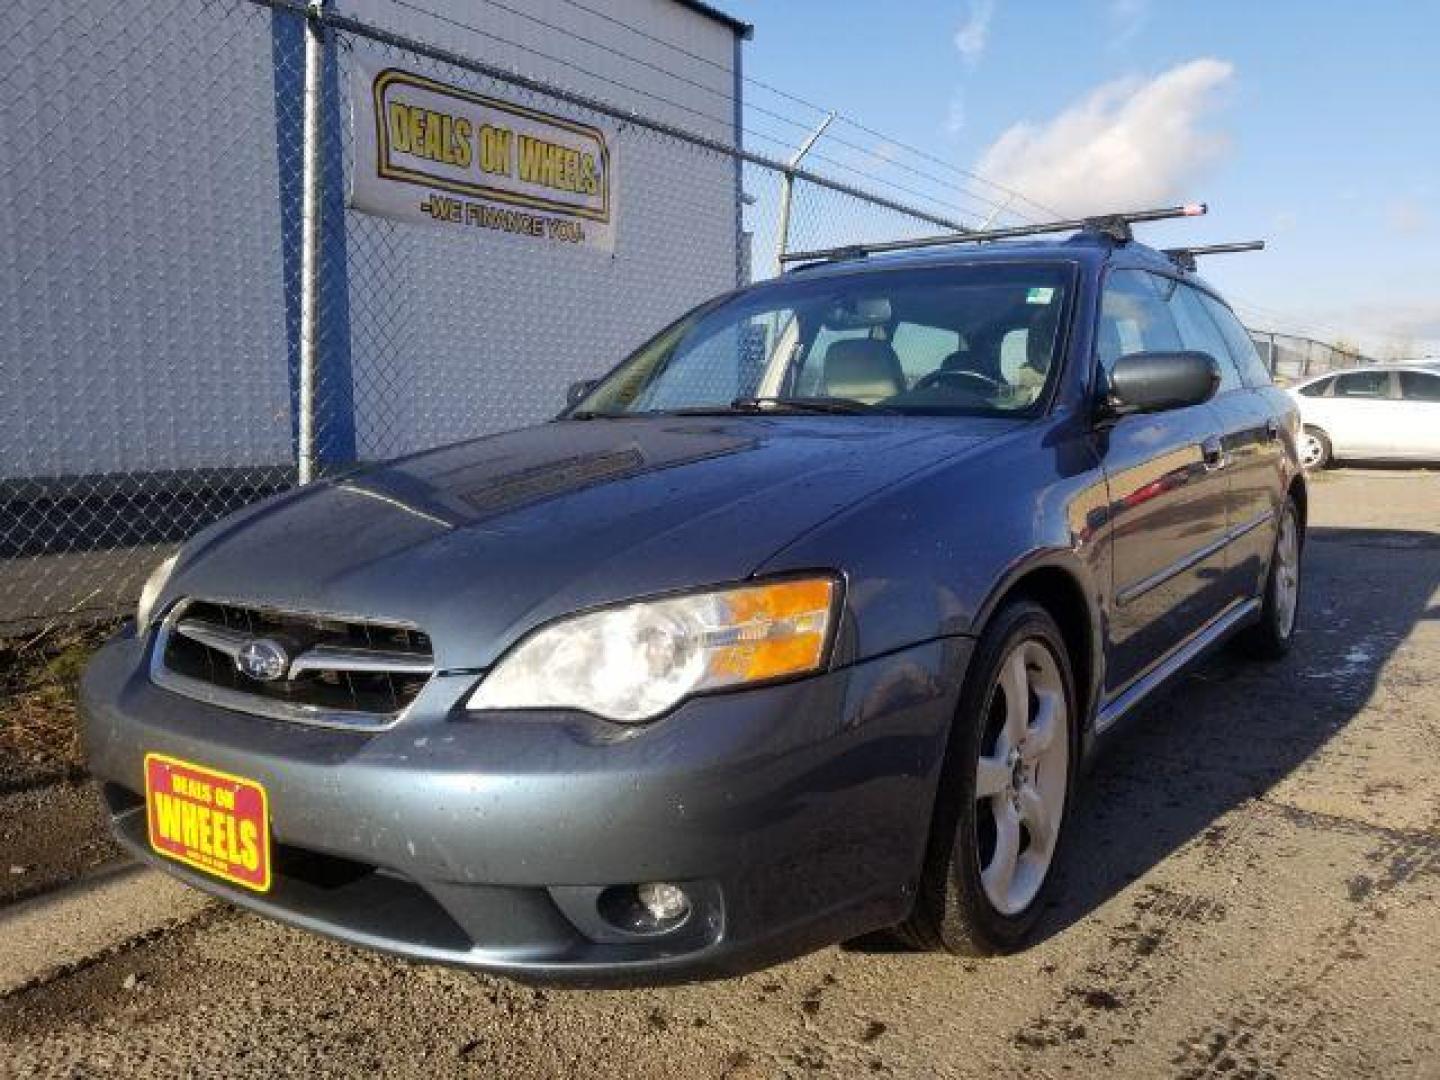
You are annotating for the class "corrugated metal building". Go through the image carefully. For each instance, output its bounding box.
[1,0,750,481]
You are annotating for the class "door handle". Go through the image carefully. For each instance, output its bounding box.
[1201,435,1229,471]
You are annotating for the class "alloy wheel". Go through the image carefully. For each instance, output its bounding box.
[1273,508,1301,637]
[1299,431,1326,469]
[974,639,1069,916]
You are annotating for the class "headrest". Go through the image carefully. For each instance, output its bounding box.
[820,338,905,405]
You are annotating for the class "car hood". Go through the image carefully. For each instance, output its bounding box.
[170,415,1007,669]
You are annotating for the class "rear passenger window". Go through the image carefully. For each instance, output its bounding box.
[1197,293,1274,388]
[1298,377,1334,398]
[1334,371,1391,398]
[795,326,868,396]
[1166,281,1243,393]
[1097,269,1182,373]
[890,322,961,386]
[999,328,1030,382]
[1399,371,1440,401]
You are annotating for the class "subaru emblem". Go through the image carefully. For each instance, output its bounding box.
[236,638,289,682]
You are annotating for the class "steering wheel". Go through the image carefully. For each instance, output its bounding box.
[914,368,1004,395]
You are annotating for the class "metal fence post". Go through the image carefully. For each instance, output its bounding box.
[772,113,833,276]
[296,0,326,485]
[773,173,794,278]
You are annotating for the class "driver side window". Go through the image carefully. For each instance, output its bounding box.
[1168,282,1243,394]
[1097,269,1182,374]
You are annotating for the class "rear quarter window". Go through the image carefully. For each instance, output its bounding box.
[794,326,869,396]
[1196,292,1274,388]
[1298,377,1334,398]
[890,322,962,386]
[1399,371,1440,401]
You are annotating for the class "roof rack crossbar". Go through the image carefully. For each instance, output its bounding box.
[779,202,1208,267]
[1161,240,1265,272]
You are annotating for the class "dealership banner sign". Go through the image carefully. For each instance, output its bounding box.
[351,60,617,253]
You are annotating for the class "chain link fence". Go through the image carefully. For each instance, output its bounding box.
[1246,328,1369,383]
[2,0,299,636]
[0,0,968,636]
[0,0,1404,636]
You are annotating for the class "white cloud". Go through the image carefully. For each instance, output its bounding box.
[953,0,996,67]
[974,58,1235,216]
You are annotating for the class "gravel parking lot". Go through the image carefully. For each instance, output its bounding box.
[2,469,1437,1079]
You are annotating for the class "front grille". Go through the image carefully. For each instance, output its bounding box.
[152,599,433,729]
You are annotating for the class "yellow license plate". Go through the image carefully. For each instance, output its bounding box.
[144,753,271,893]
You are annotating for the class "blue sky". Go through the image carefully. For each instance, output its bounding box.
[729,0,1440,357]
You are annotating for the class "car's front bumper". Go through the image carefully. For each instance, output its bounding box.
[82,628,971,984]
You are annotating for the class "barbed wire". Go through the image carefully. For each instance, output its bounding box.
[546,0,1062,220]
[374,0,779,145]
[374,0,1039,226]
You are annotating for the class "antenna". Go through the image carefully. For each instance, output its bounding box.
[780,203,1208,267]
[1161,240,1265,272]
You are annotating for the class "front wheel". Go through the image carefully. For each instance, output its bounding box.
[899,601,1076,956]
[1235,496,1302,659]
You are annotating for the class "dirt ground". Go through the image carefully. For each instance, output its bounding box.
[1,469,1437,1079]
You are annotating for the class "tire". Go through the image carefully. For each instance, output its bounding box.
[1235,496,1302,660]
[1299,427,1331,470]
[898,600,1077,956]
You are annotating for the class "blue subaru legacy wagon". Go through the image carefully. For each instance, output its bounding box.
[83,208,1304,984]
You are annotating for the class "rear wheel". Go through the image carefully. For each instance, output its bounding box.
[899,601,1076,955]
[1235,496,1302,659]
[1299,427,1331,470]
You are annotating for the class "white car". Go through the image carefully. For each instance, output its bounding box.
[1288,364,1440,468]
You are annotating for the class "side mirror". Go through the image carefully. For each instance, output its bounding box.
[566,379,597,408]
[1102,350,1219,418]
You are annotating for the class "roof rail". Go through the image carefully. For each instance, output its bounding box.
[1161,240,1265,272]
[779,202,1208,268]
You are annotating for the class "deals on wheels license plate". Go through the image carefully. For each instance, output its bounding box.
[144,753,271,892]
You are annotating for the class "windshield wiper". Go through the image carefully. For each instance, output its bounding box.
[729,396,898,415]
[571,398,896,419]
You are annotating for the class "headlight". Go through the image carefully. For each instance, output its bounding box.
[135,553,179,630]
[467,576,840,723]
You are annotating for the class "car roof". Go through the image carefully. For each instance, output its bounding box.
[776,231,1227,300]
[785,233,1107,278]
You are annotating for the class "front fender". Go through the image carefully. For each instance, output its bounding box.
[759,422,1109,680]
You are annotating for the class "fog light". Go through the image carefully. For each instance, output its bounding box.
[637,882,690,923]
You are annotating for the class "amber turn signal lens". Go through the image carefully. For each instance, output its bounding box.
[704,578,836,684]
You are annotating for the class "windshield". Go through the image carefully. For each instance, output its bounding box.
[571,263,1074,418]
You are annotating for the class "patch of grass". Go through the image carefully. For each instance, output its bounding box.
[0,621,121,789]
